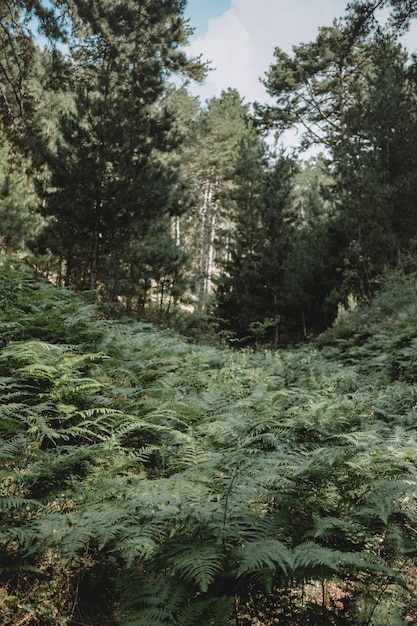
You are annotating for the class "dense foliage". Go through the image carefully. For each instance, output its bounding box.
[2,1,417,622]
[1,257,417,625]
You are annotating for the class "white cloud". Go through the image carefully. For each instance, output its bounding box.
[188,8,253,103]
[187,0,417,107]
[187,0,349,105]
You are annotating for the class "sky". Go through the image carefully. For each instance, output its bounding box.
[183,0,417,107]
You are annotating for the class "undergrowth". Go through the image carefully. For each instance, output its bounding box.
[1,255,417,625]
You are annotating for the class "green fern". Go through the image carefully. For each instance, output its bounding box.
[119,575,233,626]
[236,538,292,579]
[1,258,417,624]
[165,543,225,593]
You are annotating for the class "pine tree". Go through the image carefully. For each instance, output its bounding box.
[0,131,45,253]
[216,133,296,345]
[177,89,255,314]
[282,156,338,333]
[262,20,417,313]
[38,0,204,301]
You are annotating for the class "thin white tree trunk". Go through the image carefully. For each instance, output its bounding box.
[198,179,213,313]
[173,215,181,247]
[204,208,216,295]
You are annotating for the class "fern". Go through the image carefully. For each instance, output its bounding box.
[119,575,233,626]
[236,538,292,579]
[165,543,225,593]
[1,258,417,624]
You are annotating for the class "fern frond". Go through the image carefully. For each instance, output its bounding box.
[120,573,233,626]
[237,538,292,579]
[166,543,225,592]
[304,515,363,541]
[292,542,346,574]
[291,541,400,582]
[0,434,28,459]
[120,576,187,624]
[175,595,234,626]
[0,525,40,553]
[0,496,42,511]
[118,534,158,567]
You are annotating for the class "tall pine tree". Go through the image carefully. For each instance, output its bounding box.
[216,131,296,345]
[38,0,204,303]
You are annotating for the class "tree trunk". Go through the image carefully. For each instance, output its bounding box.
[198,177,218,314]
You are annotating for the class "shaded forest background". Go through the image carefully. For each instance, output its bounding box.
[1,0,417,347]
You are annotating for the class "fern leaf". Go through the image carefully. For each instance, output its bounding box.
[292,542,342,574]
[291,541,399,581]
[166,543,225,592]
[0,496,42,512]
[236,538,292,578]
[175,595,234,626]
[120,535,158,567]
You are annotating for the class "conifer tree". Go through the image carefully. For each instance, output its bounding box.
[216,132,296,345]
[177,89,255,314]
[0,131,43,252]
[37,0,204,301]
[263,20,417,311]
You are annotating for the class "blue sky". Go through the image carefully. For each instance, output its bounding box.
[183,0,417,108]
[185,0,231,39]
[184,0,351,105]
